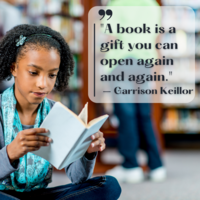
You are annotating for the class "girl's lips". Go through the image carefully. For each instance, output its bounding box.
[33,92,46,97]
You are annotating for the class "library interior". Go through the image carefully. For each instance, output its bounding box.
[0,0,200,200]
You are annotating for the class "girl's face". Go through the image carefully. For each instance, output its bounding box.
[11,47,60,105]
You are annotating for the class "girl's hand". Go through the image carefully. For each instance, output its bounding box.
[7,128,52,163]
[87,131,106,154]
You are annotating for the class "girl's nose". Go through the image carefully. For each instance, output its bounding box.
[36,75,47,89]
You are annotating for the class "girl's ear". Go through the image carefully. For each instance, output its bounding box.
[10,63,17,77]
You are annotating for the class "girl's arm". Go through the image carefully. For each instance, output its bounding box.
[64,152,97,184]
[0,118,20,180]
[0,146,20,181]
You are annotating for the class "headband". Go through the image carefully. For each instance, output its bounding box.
[16,34,52,47]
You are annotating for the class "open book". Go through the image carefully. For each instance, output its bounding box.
[32,102,108,170]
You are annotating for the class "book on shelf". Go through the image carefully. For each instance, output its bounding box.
[162,109,200,133]
[32,102,109,170]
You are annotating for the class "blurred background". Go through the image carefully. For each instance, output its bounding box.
[1,0,200,199]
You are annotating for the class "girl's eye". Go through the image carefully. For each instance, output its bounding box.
[29,71,57,79]
[49,74,57,79]
[29,71,37,75]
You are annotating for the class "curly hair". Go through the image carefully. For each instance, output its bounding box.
[0,24,74,91]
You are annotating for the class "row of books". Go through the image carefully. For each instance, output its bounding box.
[195,33,200,56]
[38,16,83,53]
[26,0,83,17]
[195,60,200,82]
[13,0,83,54]
[68,54,82,90]
[16,1,83,53]
[47,90,81,114]
[161,109,200,133]
[195,83,200,99]
[162,7,198,32]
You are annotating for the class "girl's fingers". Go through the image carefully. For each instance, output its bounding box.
[91,137,105,147]
[21,141,49,148]
[91,131,103,140]
[25,135,52,143]
[100,143,106,151]
[25,128,48,135]
[23,146,41,153]
[90,143,106,152]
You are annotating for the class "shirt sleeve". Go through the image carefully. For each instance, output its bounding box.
[64,152,97,184]
[0,145,20,181]
[0,98,20,181]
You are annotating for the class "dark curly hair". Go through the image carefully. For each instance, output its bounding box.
[0,24,74,91]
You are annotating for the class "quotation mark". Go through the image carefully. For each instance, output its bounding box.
[98,9,113,20]
[169,71,172,75]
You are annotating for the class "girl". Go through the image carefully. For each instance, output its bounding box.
[0,24,121,200]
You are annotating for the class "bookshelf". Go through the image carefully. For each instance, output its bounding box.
[160,0,200,144]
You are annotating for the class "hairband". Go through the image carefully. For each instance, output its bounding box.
[15,34,52,47]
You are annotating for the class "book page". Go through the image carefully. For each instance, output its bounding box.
[59,115,109,168]
[78,102,88,124]
[87,115,108,127]
[84,115,108,141]
[59,131,90,168]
